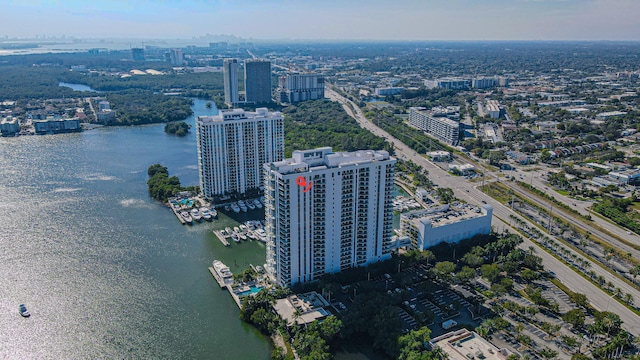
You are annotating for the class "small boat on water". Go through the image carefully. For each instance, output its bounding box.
[230,203,241,213]
[237,200,248,212]
[239,233,247,241]
[225,227,232,234]
[19,304,30,318]
[247,232,258,240]
[232,234,241,243]
[224,205,230,212]
[201,208,212,221]
[239,224,248,233]
[233,226,240,234]
[180,211,193,224]
[259,196,265,204]
[210,207,218,218]
[190,208,202,222]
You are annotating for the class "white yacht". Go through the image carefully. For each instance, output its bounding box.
[237,200,248,212]
[247,201,256,210]
[180,211,193,224]
[255,229,267,242]
[200,208,212,221]
[212,260,234,285]
[253,199,263,209]
[210,207,218,218]
[230,202,241,213]
[190,208,202,222]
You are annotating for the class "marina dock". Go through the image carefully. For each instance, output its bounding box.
[169,204,186,225]
[209,266,228,288]
[213,230,230,246]
[208,264,243,308]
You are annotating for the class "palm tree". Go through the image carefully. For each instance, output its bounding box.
[614,287,623,298]
[624,293,634,305]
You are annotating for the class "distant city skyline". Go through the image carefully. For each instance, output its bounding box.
[2,0,639,41]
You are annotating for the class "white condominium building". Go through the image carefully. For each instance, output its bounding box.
[276,74,325,104]
[264,147,396,287]
[196,108,284,198]
[409,107,460,146]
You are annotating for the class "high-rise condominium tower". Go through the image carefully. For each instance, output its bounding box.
[196,108,284,198]
[223,58,239,105]
[264,147,396,287]
[245,60,272,104]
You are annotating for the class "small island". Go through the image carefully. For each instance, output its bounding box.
[147,164,198,202]
[164,121,190,137]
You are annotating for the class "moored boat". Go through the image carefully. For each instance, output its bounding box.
[210,207,218,218]
[212,260,234,285]
[201,208,212,221]
[253,198,263,209]
[255,229,267,242]
[230,202,241,213]
[237,200,248,212]
[247,201,255,210]
[180,211,193,224]
[232,234,241,243]
[190,208,202,222]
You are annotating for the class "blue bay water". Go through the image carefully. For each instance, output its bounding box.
[0,99,271,359]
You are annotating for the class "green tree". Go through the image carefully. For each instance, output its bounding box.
[435,187,455,204]
[480,263,501,283]
[568,293,590,309]
[434,261,457,282]
[562,309,586,329]
[456,266,476,283]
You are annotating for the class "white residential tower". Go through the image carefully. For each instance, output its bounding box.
[264,147,396,287]
[196,108,284,198]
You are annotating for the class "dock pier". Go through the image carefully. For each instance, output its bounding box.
[208,266,243,308]
[169,204,186,225]
[208,267,228,289]
[213,230,230,246]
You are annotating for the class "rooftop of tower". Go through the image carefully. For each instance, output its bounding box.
[197,108,282,123]
[268,147,393,175]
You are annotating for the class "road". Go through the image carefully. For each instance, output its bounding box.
[325,85,640,336]
[507,179,640,264]
[524,167,640,244]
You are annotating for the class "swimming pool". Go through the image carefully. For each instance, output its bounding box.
[178,199,194,207]
[236,286,264,297]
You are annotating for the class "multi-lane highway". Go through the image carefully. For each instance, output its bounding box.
[325,85,640,336]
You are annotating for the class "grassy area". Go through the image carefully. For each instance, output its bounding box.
[630,202,640,212]
[483,181,513,203]
[556,189,570,196]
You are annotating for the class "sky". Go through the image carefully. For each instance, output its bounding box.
[1,0,639,41]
